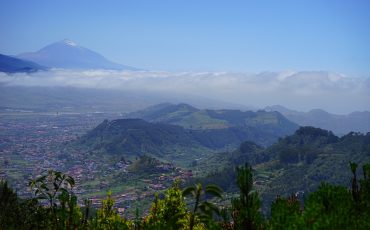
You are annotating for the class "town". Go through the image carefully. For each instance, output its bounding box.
[0,111,194,215]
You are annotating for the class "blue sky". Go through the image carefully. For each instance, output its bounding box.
[1,0,369,75]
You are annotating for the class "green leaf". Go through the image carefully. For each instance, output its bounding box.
[182,186,196,197]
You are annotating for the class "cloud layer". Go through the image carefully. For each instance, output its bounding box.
[0,69,369,114]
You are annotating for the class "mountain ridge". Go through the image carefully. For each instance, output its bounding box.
[76,109,299,165]
[265,105,370,135]
[127,103,298,132]
[0,53,46,73]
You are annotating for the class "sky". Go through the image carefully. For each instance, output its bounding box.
[1,0,370,75]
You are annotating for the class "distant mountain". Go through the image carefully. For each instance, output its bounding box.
[17,39,138,70]
[127,103,200,125]
[0,53,46,73]
[127,103,298,133]
[76,108,298,164]
[126,103,299,146]
[264,105,298,116]
[265,105,370,135]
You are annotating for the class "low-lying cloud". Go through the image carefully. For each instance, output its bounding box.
[0,69,369,114]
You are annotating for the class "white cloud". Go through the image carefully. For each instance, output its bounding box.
[0,69,369,113]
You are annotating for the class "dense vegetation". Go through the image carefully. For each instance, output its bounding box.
[2,110,370,229]
[79,119,203,157]
[76,104,299,165]
[75,121,370,213]
[126,103,299,146]
[1,162,370,229]
[190,127,370,212]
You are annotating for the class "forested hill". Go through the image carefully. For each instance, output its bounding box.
[77,109,298,158]
[192,127,370,209]
[78,119,204,159]
[126,103,298,133]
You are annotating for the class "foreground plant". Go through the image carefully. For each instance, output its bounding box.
[182,183,223,230]
[29,169,75,209]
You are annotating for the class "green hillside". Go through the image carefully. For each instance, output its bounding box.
[191,127,370,210]
[126,103,299,146]
[127,103,298,132]
[77,119,211,165]
[76,112,298,166]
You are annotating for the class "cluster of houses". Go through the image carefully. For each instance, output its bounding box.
[1,113,196,216]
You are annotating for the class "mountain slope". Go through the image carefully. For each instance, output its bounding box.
[192,126,370,211]
[76,119,218,166]
[75,112,298,165]
[0,53,46,73]
[265,105,370,135]
[128,103,200,124]
[126,103,299,147]
[79,119,205,157]
[17,39,138,70]
[127,103,298,133]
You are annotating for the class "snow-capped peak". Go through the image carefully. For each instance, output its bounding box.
[63,39,77,47]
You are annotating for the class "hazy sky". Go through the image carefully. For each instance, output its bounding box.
[1,0,370,75]
[1,70,369,114]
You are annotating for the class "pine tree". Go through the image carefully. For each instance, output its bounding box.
[231,163,264,230]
